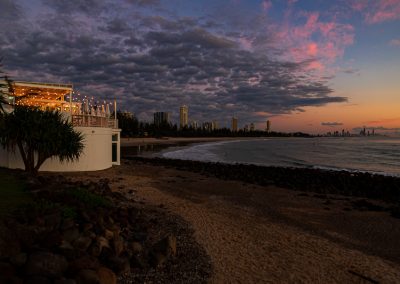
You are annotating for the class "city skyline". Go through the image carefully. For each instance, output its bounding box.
[0,0,399,134]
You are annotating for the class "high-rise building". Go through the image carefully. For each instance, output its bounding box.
[231,117,238,132]
[202,122,213,131]
[180,105,188,128]
[266,120,271,132]
[250,123,255,131]
[212,120,218,130]
[190,121,199,129]
[154,112,170,126]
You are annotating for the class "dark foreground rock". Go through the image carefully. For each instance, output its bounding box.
[0,173,211,283]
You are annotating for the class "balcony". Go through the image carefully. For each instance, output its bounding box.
[71,114,118,129]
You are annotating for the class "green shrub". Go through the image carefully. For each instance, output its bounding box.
[68,188,111,208]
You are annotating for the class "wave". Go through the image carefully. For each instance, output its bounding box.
[160,137,400,176]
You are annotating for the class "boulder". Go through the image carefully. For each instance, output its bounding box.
[90,236,110,257]
[44,213,62,229]
[103,229,114,240]
[59,241,76,259]
[55,279,77,284]
[61,219,76,231]
[107,256,130,274]
[25,252,68,278]
[10,252,28,267]
[77,269,99,284]
[131,242,142,254]
[25,276,52,284]
[73,236,92,251]
[112,236,124,256]
[0,234,21,259]
[70,255,100,273]
[63,228,80,243]
[97,267,117,284]
[153,235,177,258]
[0,261,15,279]
[149,252,167,268]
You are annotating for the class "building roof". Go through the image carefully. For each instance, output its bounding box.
[12,81,73,107]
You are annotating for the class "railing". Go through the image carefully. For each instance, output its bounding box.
[71,115,118,129]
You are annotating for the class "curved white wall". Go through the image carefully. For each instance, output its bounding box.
[0,127,120,172]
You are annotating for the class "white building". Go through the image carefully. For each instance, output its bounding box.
[0,81,121,172]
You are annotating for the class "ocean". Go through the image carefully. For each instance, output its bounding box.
[160,137,400,176]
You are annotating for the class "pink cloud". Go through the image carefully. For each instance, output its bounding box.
[390,39,400,46]
[307,42,318,56]
[351,0,400,24]
[262,0,272,12]
[273,11,354,71]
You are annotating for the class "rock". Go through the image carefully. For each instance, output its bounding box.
[131,242,142,254]
[0,261,15,279]
[0,235,20,259]
[63,228,80,243]
[73,236,92,251]
[25,276,52,284]
[59,241,77,259]
[10,252,28,266]
[61,219,76,231]
[70,255,100,273]
[25,252,68,277]
[97,267,117,284]
[77,269,100,284]
[41,230,63,249]
[55,279,77,284]
[107,256,130,274]
[2,276,23,284]
[130,255,146,269]
[112,236,124,256]
[132,232,147,242]
[153,235,177,258]
[103,229,114,240]
[149,252,167,268]
[90,237,110,257]
[44,213,62,229]
[82,223,94,232]
[25,176,42,189]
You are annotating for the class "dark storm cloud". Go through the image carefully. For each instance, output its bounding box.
[0,0,347,124]
[0,0,21,20]
[41,0,105,15]
[125,0,160,6]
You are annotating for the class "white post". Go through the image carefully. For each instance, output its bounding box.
[114,99,117,128]
[69,90,73,121]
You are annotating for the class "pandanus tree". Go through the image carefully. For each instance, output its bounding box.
[0,106,84,174]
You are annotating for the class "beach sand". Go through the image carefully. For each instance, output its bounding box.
[66,159,400,283]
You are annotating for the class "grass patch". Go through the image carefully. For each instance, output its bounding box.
[68,188,111,208]
[0,168,31,218]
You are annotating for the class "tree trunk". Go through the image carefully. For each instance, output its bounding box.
[17,141,30,172]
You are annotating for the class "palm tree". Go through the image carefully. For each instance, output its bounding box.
[0,106,84,174]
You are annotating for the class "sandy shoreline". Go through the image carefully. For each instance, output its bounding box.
[121,137,256,147]
[64,159,400,283]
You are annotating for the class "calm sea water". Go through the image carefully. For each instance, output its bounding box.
[160,137,400,176]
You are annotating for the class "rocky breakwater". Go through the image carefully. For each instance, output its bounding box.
[128,157,400,212]
[0,174,209,283]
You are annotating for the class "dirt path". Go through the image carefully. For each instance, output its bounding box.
[67,161,400,283]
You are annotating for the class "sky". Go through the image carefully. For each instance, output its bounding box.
[0,0,399,134]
